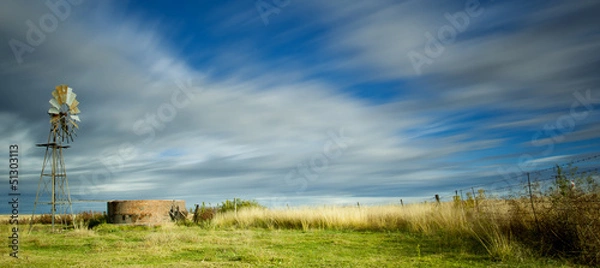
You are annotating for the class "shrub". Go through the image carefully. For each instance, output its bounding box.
[77,211,108,229]
[191,202,217,224]
[504,165,600,266]
[219,198,264,214]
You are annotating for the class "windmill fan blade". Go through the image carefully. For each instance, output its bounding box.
[70,114,81,122]
[46,85,82,144]
[58,85,68,104]
[48,107,60,114]
[69,99,79,111]
[52,89,60,103]
[65,88,75,106]
[49,98,61,109]
[71,106,81,114]
[54,86,63,104]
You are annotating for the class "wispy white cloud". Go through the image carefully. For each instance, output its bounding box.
[1,0,599,213]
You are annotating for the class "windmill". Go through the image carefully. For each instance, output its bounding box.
[30,85,81,232]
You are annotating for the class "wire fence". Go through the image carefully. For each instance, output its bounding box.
[414,153,600,204]
[386,153,600,232]
[400,153,600,264]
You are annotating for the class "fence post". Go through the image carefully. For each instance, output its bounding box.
[471,187,478,212]
[400,199,404,207]
[454,190,459,205]
[193,204,199,224]
[435,194,440,205]
[527,173,540,231]
[460,190,465,209]
[234,198,237,217]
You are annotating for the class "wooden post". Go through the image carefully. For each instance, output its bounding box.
[234,198,237,217]
[454,190,459,206]
[400,199,404,207]
[471,187,478,211]
[527,173,540,231]
[435,194,440,205]
[459,190,465,213]
[460,190,465,208]
[193,204,199,224]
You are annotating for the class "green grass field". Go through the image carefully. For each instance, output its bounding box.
[3,166,596,267]
[0,215,583,267]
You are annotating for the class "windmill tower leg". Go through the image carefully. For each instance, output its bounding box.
[30,132,51,233]
[57,145,75,227]
[29,133,75,233]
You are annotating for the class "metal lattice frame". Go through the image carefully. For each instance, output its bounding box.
[30,85,80,232]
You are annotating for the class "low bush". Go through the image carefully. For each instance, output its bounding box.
[219,198,264,214]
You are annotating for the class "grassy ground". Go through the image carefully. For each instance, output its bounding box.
[0,220,580,267]
[3,168,596,266]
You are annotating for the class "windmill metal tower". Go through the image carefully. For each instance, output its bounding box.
[30,85,81,232]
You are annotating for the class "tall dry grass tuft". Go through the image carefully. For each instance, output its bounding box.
[207,169,598,266]
[497,167,600,266]
[213,201,529,261]
[468,214,527,262]
[514,190,600,265]
[213,203,473,235]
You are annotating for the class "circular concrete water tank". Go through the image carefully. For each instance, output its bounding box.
[107,200,187,225]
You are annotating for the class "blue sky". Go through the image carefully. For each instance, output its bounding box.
[1,0,600,214]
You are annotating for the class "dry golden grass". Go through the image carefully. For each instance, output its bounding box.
[3,195,596,266]
[0,214,14,222]
[210,196,598,265]
[213,202,475,234]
